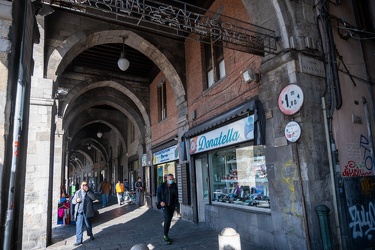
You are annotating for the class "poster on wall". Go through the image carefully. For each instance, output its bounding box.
[142,154,147,167]
[189,115,254,155]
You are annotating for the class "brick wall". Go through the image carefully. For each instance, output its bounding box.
[185,0,262,128]
[150,72,178,146]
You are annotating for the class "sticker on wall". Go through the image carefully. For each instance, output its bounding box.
[284,121,301,142]
[278,84,304,115]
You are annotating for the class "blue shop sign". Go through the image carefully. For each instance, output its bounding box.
[189,115,254,154]
[153,145,179,164]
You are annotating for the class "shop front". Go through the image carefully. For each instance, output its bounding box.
[184,100,269,228]
[153,144,179,188]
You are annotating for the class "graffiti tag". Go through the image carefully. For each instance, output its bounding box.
[342,135,374,177]
[360,135,374,171]
[348,202,375,240]
[343,160,373,177]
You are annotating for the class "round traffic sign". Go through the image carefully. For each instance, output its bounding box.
[285,121,301,142]
[278,84,304,115]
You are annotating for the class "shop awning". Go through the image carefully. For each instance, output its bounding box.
[184,99,265,145]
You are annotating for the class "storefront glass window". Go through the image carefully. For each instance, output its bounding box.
[156,162,176,187]
[210,145,269,208]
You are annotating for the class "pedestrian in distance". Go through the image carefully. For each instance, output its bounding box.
[72,181,96,246]
[156,173,178,245]
[99,178,111,207]
[135,177,144,206]
[124,179,129,191]
[115,179,125,206]
[123,179,130,201]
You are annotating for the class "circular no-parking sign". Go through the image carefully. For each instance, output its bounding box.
[278,84,304,115]
[285,121,301,142]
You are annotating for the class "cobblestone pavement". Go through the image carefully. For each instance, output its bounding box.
[47,195,252,250]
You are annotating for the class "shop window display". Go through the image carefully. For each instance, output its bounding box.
[210,145,269,208]
[156,162,176,187]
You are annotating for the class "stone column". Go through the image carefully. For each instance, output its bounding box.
[22,82,54,249]
[21,17,60,248]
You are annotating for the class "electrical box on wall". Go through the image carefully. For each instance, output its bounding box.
[242,69,260,83]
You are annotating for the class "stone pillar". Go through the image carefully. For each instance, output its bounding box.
[21,17,59,248]
[22,84,54,249]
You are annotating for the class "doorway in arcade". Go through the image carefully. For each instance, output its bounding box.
[156,162,176,188]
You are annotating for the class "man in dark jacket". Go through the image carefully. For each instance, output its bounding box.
[72,181,96,246]
[156,174,178,245]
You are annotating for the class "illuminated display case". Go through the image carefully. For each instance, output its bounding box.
[210,145,269,208]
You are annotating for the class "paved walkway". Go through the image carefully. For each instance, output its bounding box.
[47,195,252,250]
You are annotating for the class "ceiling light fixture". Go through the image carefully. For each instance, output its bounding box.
[87,138,92,150]
[118,35,130,71]
[97,131,103,138]
[97,121,103,138]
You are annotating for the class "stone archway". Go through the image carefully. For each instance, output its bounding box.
[62,80,147,138]
[48,29,186,109]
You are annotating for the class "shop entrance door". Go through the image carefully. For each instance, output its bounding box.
[195,158,209,222]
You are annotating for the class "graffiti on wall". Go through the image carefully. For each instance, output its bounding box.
[342,135,375,177]
[348,201,375,240]
[344,176,375,248]
[280,159,306,239]
[281,160,298,216]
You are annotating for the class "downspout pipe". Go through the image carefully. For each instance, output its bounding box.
[324,1,342,110]
[3,5,28,249]
[322,97,342,249]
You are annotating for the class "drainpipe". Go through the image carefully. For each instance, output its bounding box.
[321,97,342,249]
[3,1,30,249]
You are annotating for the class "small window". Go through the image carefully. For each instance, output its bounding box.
[158,81,167,121]
[205,42,226,88]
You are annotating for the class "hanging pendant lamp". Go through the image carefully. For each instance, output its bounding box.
[118,36,130,71]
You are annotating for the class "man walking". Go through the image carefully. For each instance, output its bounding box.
[135,177,144,206]
[99,178,111,207]
[156,174,178,244]
[72,181,96,246]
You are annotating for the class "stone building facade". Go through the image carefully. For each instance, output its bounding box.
[0,0,374,249]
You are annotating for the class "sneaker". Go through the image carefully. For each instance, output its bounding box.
[90,236,95,240]
[163,235,171,244]
[73,242,82,246]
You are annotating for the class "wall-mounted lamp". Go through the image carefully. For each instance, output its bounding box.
[243,68,261,83]
[118,35,130,71]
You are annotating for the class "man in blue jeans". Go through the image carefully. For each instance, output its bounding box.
[72,181,96,246]
[156,174,178,244]
[99,178,111,207]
